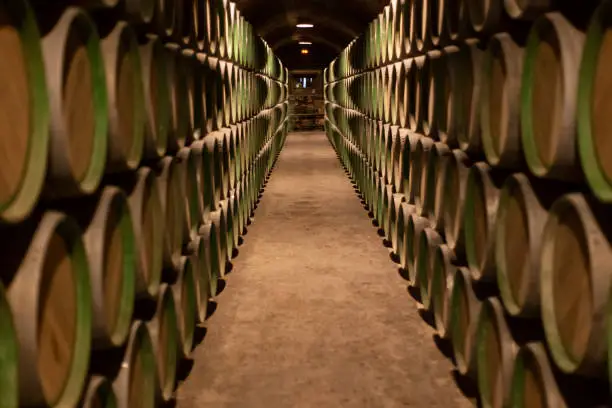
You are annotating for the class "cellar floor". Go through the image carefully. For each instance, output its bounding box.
[175,132,472,408]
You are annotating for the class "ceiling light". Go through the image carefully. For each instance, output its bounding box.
[301,48,310,54]
[296,23,314,28]
[299,41,312,45]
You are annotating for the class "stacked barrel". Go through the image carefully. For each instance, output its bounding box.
[0,0,288,406]
[326,0,612,406]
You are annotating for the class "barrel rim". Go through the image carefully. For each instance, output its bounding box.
[46,7,109,195]
[495,173,537,318]
[22,212,93,407]
[578,0,612,201]
[0,0,49,222]
[464,163,490,281]
[476,297,516,408]
[95,186,137,346]
[104,21,145,171]
[539,194,594,374]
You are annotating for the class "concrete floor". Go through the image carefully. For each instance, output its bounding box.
[176,132,472,408]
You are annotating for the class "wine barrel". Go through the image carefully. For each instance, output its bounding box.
[384,64,395,124]
[42,7,108,197]
[389,193,406,255]
[155,156,186,272]
[422,142,450,228]
[443,151,471,262]
[76,187,137,348]
[81,376,117,408]
[146,284,178,402]
[395,62,408,127]
[449,39,484,156]
[374,177,385,226]
[198,223,222,296]
[173,257,198,358]
[481,33,524,169]
[408,52,426,132]
[110,322,156,408]
[408,57,425,131]
[202,136,222,212]
[165,45,190,152]
[577,0,612,201]
[139,35,170,159]
[406,213,430,284]
[476,297,518,408]
[380,126,399,184]
[209,208,228,276]
[375,13,384,67]
[521,13,585,180]
[416,228,443,308]
[495,174,565,318]
[464,162,505,283]
[2,212,92,407]
[220,199,235,257]
[214,130,231,201]
[432,46,459,145]
[177,147,204,239]
[400,131,420,201]
[220,61,233,126]
[382,184,395,240]
[421,49,442,137]
[397,202,416,270]
[191,51,207,138]
[205,57,222,130]
[229,193,241,249]
[540,193,612,376]
[376,69,385,122]
[431,244,457,339]
[391,129,408,194]
[412,137,434,215]
[124,168,163,300]
[199,222,221,298]
[186,236,209,323]
[222,127,238,189]
[0,0,49,223]
[449,266,484,377]
[101,21,145,172]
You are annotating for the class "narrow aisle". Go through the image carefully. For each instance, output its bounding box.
[176,132,470,407]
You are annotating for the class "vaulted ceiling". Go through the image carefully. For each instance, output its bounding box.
[234,0,387,70]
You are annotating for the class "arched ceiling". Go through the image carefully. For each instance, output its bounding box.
[234,0,387,69]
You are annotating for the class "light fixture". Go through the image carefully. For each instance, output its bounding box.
[296,23,314,28]
[299,41,312,45]
[301,48,309,55]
